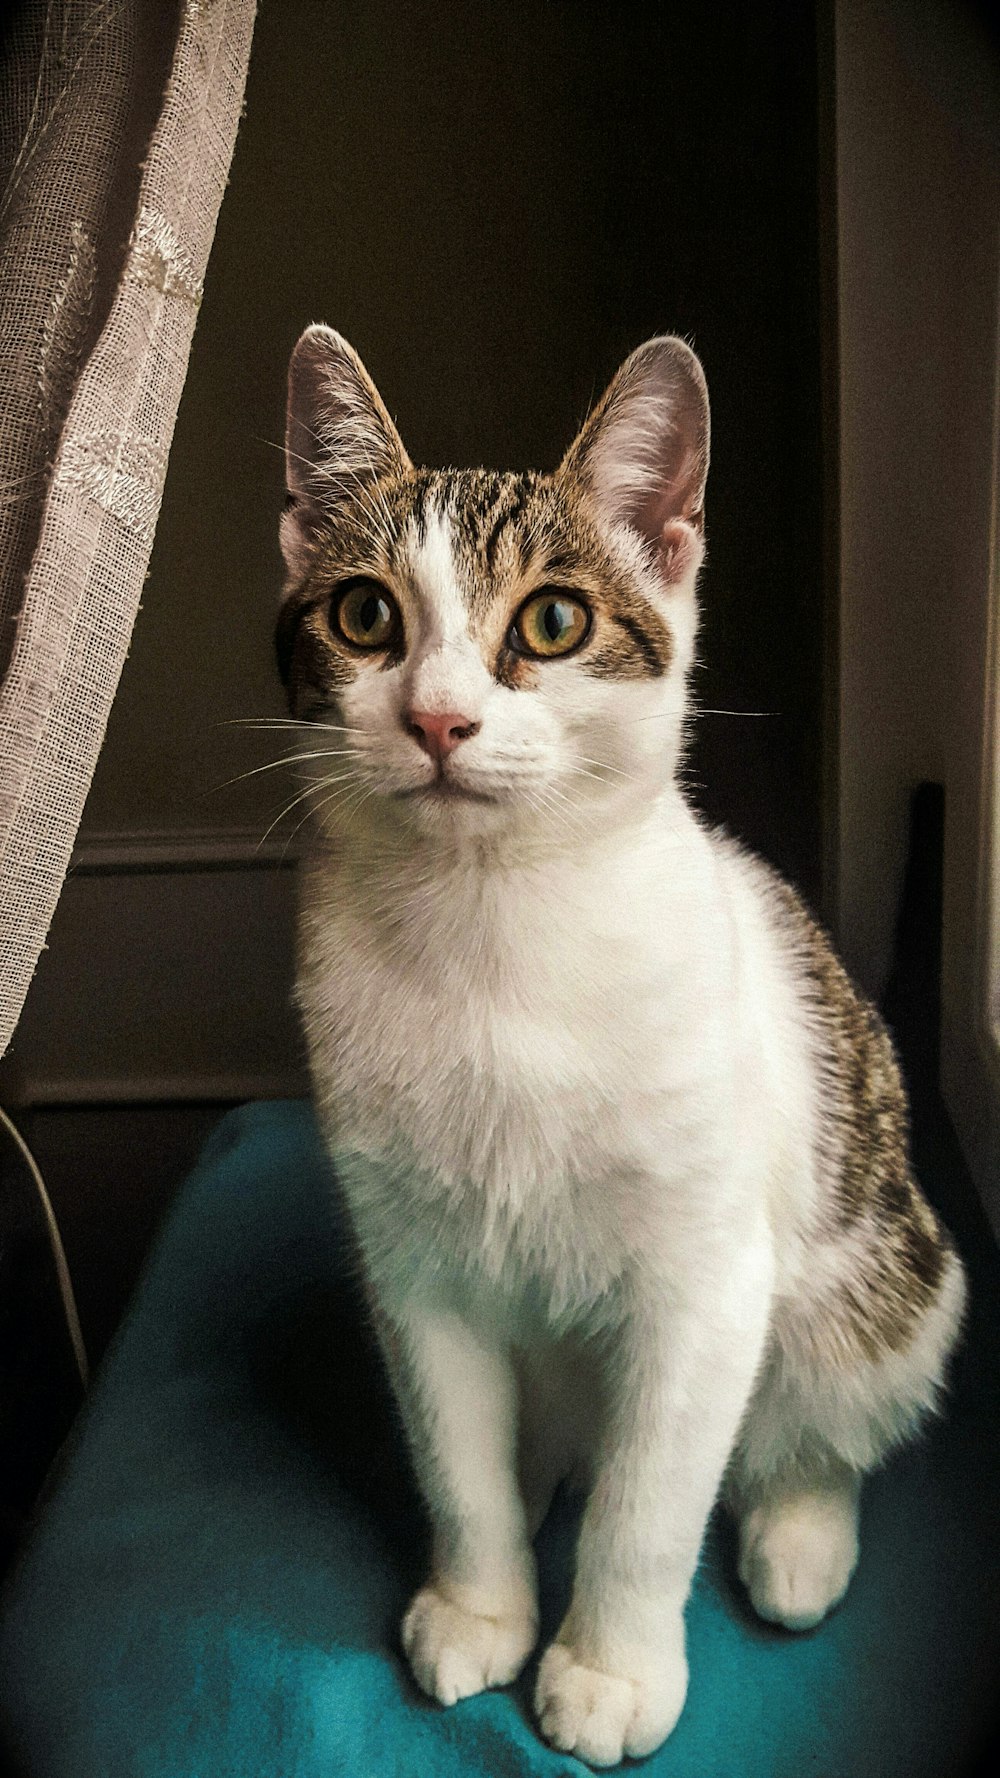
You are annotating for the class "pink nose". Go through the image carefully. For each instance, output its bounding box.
[405,709,480,764]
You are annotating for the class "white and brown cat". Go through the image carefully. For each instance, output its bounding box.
[276,325,965,1767]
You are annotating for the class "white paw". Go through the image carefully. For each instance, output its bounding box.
[401,1582,538,1707]
[534,1639,688,1767]
[739,1488,859,1630]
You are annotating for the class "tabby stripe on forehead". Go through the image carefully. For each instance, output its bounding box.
[541,547,577,579]
[482,481,530,571]
[612,611,671,676]
[410,474,436,541]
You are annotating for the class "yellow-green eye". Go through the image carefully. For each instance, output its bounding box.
[510,591,591,659]
[333,579,400,649]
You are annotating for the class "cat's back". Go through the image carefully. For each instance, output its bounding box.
[713,831,911,1207]
[711,833,957,1334]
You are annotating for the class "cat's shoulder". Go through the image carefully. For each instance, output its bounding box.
[704,826,882,1032]
[706,828,835,968]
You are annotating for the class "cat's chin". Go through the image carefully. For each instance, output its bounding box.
[395,784,517,834]
[384,778,552,843]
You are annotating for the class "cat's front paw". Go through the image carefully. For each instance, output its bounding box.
[401,1581,538,1707]
[534,1638,688,1767]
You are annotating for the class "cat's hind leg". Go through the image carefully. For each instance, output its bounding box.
[729,1240,965,1631]
[734,1463,860,1630]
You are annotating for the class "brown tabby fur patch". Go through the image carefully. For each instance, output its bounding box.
[768,874,951,1362]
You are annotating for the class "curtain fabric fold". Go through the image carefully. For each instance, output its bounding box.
[0,0,257,1057]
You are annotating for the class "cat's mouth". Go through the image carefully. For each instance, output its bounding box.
[396,778,499,805]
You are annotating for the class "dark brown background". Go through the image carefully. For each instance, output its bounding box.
[82,0,830,902]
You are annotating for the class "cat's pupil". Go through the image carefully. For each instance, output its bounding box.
[543,602,568,641]
[360,593,382,632]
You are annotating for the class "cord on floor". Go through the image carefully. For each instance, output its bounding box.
[0,1104,90,1391]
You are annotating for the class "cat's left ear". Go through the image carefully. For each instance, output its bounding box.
[281,325,412,578]
[560,336,709,586]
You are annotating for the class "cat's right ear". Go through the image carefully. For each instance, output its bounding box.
[559,336,710,588]
[280,325,412,578]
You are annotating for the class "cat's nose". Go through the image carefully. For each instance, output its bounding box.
[405,709,481,763]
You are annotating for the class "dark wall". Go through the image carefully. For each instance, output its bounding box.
[84,0,827,900]
[590,6,828,899]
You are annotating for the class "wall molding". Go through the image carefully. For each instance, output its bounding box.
[69,826,301,874]
[3,830,308,1108]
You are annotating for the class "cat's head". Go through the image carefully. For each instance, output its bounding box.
[277,326,709,848]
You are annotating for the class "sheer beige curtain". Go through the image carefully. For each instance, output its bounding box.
[0,0,256,1054]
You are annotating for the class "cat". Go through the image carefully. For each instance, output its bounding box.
[276,324,966,1767]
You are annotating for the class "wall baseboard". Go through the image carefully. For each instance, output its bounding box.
[14,1073,305,1107]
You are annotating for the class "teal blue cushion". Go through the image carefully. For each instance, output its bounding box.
[1,1101,997,1774]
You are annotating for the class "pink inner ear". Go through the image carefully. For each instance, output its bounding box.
[628,434,707,556]
[659,518,703,584]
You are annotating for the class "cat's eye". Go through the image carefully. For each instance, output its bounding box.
[332,578,401,650]
[510,591,591,659]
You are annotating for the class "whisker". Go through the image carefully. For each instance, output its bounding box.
[210,747,362,794]
[566,764,629,790]
[528,780,588,842]
[575,755,636,780]
[221,717,365,735]
[259,435,394,555]
[282,776,360,857]
[628,708,776,722]
[535,778,577,812]
[306,774,384,841]
[256,772,357,849]
[307,772,375,828]
[288,419,400,534]
[536,800,580,843]
[280,803,315,862]
[342,781,381,824]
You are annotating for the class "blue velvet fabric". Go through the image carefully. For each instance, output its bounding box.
[1,1100,997,1774]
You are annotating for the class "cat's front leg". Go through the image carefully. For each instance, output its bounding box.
[380,1297,540,1706]
[535,1226,773,1766]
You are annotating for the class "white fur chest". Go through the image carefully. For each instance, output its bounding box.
[296,819,767,1320]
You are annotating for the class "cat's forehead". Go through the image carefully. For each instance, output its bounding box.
[418,467,542,543]
[395,467,586,612]
[300,465,609,621]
